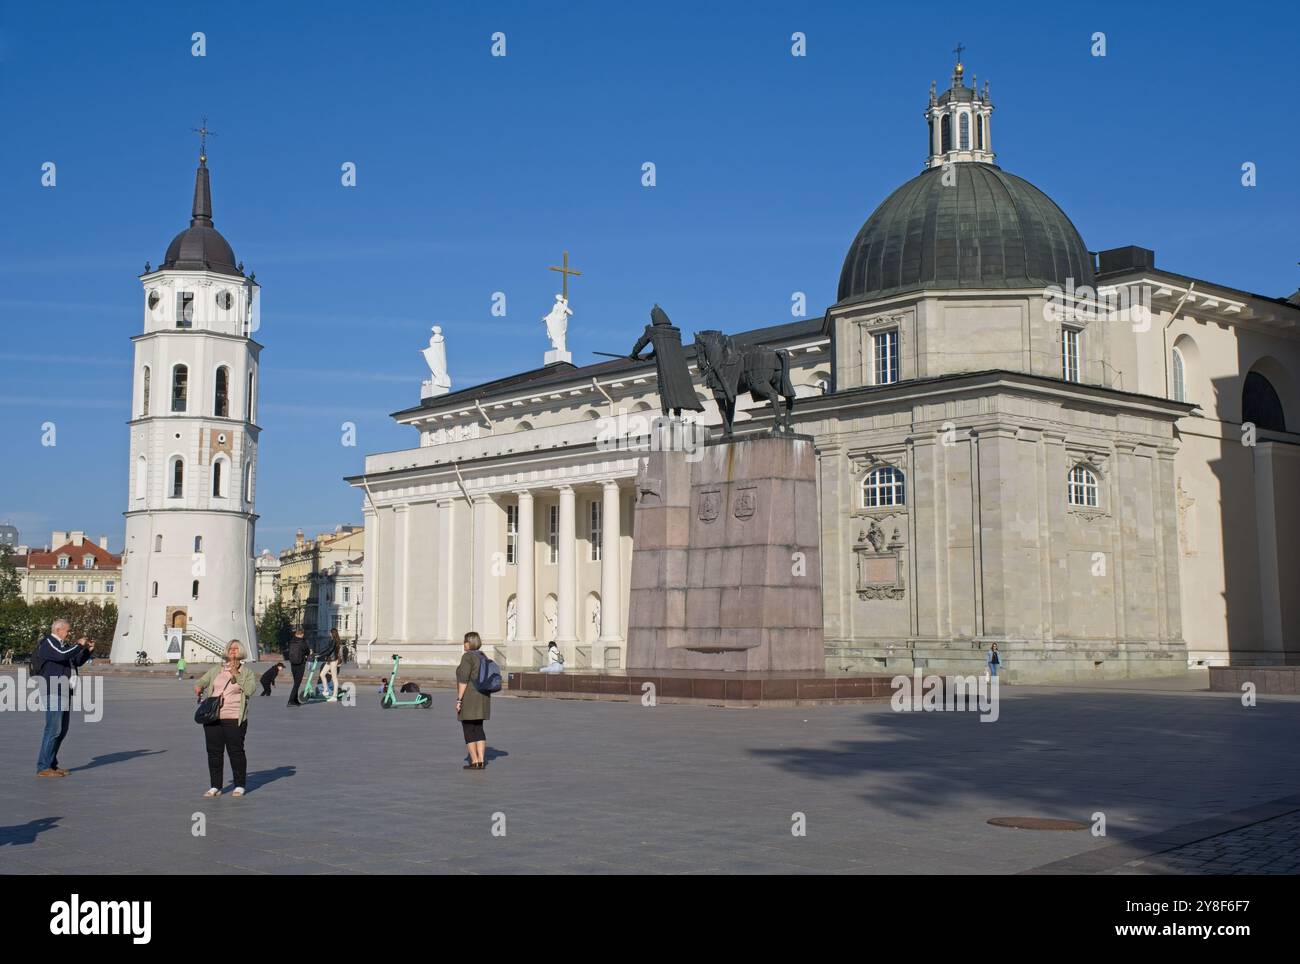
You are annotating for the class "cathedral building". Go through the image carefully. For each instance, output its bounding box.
[111,145,262,663]
[350,59,1300,680]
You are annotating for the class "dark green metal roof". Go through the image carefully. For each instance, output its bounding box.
[837,163,1093,305]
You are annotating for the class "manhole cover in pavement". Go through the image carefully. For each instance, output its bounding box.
[987,817,1089,831]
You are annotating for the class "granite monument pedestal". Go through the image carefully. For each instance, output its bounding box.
[626,429,823,671]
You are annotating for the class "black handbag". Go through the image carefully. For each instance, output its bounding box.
[194,677,235,725]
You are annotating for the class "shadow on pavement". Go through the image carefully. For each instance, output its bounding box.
[70,749,167,772]
[0,816,61,846]
[244,765,297,792]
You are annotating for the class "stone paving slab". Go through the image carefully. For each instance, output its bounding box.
[2,671,1299,874]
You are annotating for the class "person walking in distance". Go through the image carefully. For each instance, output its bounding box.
[176,655,187,680]
[194,640,256,797]
[455,632,491,770]
[33,619,94,778]
[321,628,342,702]
[286,630,309,707]
[986,642,1003,682]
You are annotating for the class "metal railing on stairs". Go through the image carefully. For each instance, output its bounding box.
[184,623,229,659]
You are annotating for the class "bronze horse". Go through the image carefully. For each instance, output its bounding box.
[693,329,796,435]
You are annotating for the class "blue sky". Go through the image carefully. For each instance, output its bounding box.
[2,0,1296,553]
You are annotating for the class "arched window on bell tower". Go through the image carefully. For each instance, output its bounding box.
[959,112,969,150]
[171,364,188,413]
[941,113,952,153]
[141,366,151,416]
[214,366,229,417]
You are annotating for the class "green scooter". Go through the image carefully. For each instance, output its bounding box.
[381,653,432,709]
[298,655,338,704]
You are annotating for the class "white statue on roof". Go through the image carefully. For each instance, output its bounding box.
[421,325,451,399]
[542,294,572,364]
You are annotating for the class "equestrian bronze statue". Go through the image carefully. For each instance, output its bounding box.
[693,329,796,435]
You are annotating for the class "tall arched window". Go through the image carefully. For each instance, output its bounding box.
[171,364,188,412]
[1171,347,1186,402]
[154,534,162,552]
[941,113,952,153]
[243,462,253,502]
[1242,371,1286,432]
[861,466,906,508]
[212,459,224,497]
[194,535,203,553]
[141,366,151,416]
[135,455,147,500]
[214,366,230,417]
[170,457,185,498]
[191,580,200,599]
[1068,465,1099,507]
[959,112,970,150]
[976,112,984,150]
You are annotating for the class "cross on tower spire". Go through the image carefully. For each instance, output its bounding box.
[192,116,217,164]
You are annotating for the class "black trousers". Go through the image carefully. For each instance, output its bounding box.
[203,719,248,788]
[260,681,273,695]
[287,661,305,703]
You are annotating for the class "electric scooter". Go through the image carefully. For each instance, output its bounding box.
[381,653,432,709]
[298,655,338,704]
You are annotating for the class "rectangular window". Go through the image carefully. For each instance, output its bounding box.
[590,500,602,562]
[47,580,57,593]
[506,504,518,565]
[177,292,194,328]
[548,505,559,564]
[106,581,115,594]
[76,580,86,593]
[83,557,94,569]
[873,329,899,385]
[343,586,350,603]
[1062,327,1081,383]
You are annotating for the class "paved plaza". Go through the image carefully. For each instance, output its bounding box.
[1,669,1298,874]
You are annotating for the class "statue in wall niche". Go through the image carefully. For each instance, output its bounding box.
[866,519,886,552]
[505,597,517,642]
[630,305,704,419]
[694,327,796,434]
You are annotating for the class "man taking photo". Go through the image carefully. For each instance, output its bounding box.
[32,618,94,777]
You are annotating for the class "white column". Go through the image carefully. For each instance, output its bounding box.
[515,489,536,646]
[597,481,622,655]
[471,494,500,643]
[437,498,456,643]
[555,485,578,658]
[392,504,410,641]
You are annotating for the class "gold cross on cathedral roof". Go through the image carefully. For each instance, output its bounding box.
[548,250,582,302]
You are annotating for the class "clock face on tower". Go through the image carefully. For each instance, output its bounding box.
[216,289,233,310]
[147,290,161,312]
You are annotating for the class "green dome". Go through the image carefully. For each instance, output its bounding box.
[837,164,1094,304]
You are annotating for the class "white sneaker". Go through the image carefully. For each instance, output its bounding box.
[203,787,220,797]
[231,787,245,797]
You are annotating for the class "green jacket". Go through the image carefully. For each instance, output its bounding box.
[196,664,257,725]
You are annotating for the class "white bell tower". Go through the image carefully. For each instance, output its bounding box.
[111,133,262,663]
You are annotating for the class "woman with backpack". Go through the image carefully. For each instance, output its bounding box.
[455,631,492,770]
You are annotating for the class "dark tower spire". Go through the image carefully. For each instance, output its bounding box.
[190,116,216,226]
